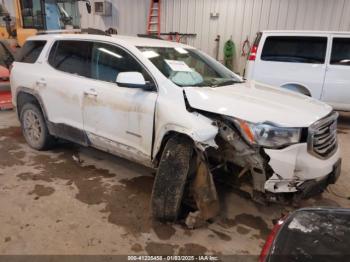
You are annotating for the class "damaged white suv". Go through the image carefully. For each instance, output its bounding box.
[11,34,341,222]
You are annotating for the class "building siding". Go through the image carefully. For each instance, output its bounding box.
[80,0,350,74]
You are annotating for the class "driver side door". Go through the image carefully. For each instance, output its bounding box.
[82,42,158,165]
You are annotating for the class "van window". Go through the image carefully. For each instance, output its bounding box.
[330,38,350,66]
[91,42,153,83]
[18,40,46,63]
[48,40,92,77]
[261,36,327,64]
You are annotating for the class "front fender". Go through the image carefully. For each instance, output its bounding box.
[153,112,218,159]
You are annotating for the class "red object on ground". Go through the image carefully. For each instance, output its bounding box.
[0,65,12,110]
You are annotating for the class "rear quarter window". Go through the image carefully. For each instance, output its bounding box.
[17,40,46,63]
[261,36,327,64]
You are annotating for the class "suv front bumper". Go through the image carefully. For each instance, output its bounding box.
[264,143,341,193]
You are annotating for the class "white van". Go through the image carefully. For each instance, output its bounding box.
[245,31,350,111]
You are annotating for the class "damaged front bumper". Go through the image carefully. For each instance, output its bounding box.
[264,143,341,194]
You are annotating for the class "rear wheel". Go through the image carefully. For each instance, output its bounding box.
[20,103,54,150]
[151,136,194,222]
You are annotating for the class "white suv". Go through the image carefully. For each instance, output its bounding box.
[245,30,350,111]
[11,34,341,223]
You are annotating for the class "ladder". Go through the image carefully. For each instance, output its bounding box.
[147,0,161,37]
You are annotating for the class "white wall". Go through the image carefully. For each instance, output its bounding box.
[80,0,350,74]
[79,0,149,36]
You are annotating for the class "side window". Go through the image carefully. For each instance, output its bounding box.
[48,40,92,77]
[20,0,45,29]
[261,36,327,64]
[330,38,350,66]
[18,40,46,63]
[91,42,153,83]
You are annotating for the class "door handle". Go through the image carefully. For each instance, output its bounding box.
[84,89,98,97]
[36,79,46,87]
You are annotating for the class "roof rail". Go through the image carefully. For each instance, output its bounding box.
[37,29,82,35]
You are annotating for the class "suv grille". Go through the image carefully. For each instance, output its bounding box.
[308,112,338,159]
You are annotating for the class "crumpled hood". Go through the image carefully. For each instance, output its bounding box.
[183,81,332,127]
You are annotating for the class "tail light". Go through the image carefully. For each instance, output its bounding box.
[259,217,286,262]
[248,45,258,61]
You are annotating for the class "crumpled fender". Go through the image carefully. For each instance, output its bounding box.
[153,111,218,159]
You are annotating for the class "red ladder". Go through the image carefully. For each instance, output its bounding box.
[147,0,161,37]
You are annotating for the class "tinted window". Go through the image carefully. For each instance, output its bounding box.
[330,38,350,66]
[18,40,46,63]
[48,40,92,77]
[20,0,44,29]
[91,42,152,83]
[261,36,327,64]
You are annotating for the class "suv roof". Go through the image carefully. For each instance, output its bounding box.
[26,34,194,49]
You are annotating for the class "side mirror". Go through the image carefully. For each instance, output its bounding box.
[116,72,154,90]
[86,2,92,14]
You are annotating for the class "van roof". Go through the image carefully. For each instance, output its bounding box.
[26,33,195,49]
[261,30,350,35]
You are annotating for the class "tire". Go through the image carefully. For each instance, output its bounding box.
[151,136,194,222]
[20,103,54,150]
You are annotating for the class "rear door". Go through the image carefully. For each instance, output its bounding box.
[82,42,157,165]
[253,35,328,99]
[43,39,92,144]
[322,36,350,110]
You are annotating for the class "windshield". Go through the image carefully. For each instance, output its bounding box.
[137,46,242,87]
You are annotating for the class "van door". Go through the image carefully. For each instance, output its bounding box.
[322,37,350,111]
[253,35,328,98]
[82,42,157,166]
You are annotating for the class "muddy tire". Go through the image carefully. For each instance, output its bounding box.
[20,103,54,150]
[151,136,193,222]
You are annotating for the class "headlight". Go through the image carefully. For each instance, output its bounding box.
[238,120,301,148]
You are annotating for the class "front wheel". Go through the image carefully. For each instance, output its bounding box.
[151,136,193,222]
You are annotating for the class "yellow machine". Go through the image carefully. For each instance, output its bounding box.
[0,0,91,47]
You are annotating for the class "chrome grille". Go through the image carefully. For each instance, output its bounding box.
[308,112,338,159]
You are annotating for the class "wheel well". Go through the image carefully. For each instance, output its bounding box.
[154,131,194,167]
[16,92,41,118]
[281,84,311,97]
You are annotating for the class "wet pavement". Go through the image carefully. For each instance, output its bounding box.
[0,110,349,256]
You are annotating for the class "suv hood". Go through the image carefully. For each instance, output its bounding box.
[183,81,332,127]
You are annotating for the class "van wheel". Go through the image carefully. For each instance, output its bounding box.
[151,136,193,222]
[20,103,54,150]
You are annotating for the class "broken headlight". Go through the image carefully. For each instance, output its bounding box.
[238,121,301,148]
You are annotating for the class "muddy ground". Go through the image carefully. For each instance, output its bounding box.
[0,110,349,257]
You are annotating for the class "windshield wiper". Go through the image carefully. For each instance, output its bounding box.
[212,79,241,87]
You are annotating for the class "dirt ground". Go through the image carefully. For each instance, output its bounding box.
[0,110,349,257]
